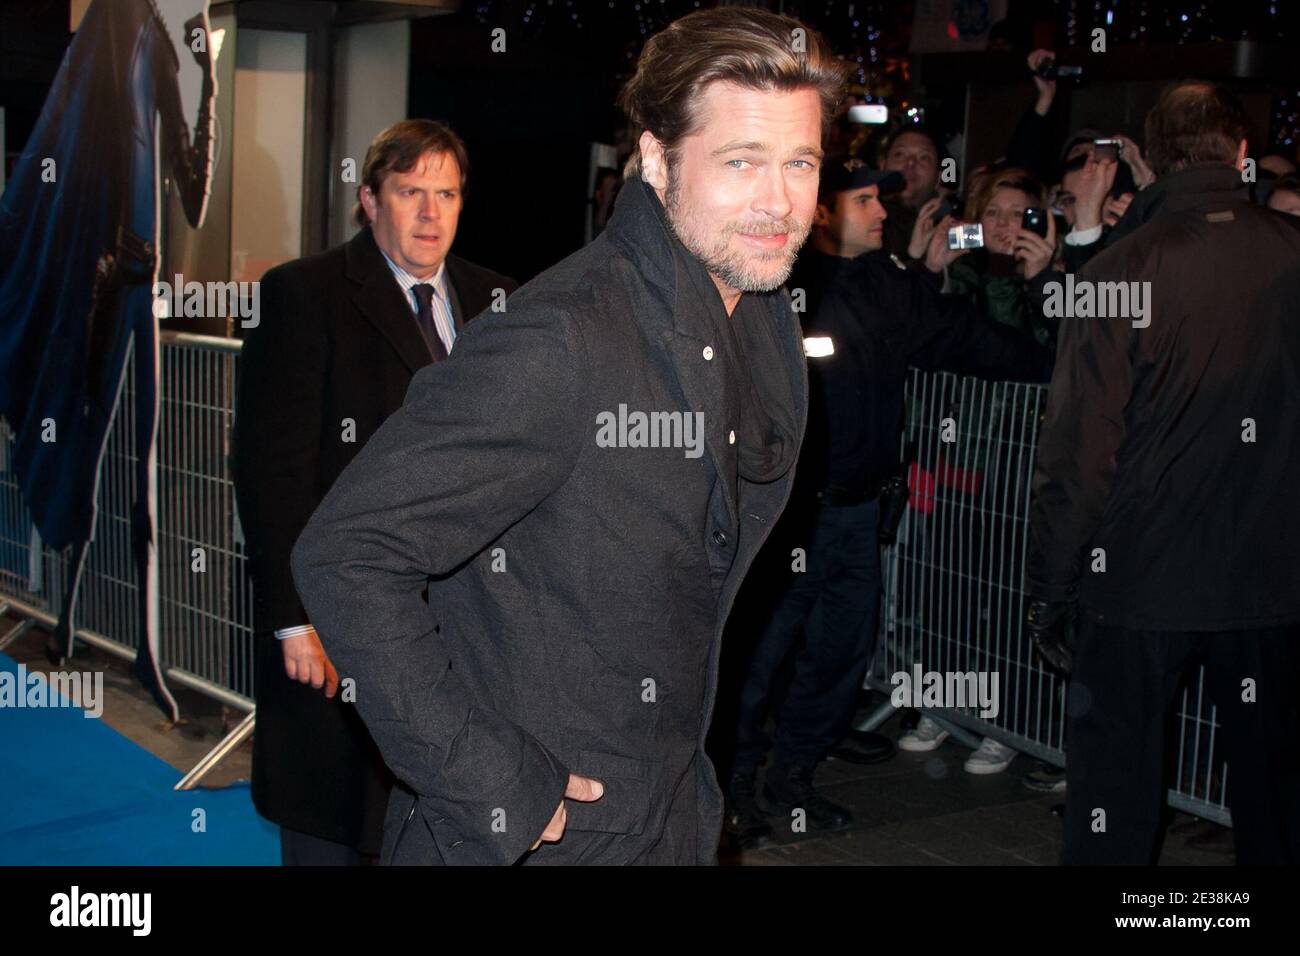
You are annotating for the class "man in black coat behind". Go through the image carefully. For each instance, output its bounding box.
[232,120,516,864]
[1027,81,1300,864]
[289,7,847,865]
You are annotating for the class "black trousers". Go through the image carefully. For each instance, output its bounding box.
[731,499,881,776]
[280,826,363,866]
[1064,619,1300,864]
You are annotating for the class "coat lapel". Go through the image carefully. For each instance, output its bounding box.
[444,256,468,332]
[345,227,434,373]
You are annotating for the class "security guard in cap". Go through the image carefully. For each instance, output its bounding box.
[717,156,1054,846]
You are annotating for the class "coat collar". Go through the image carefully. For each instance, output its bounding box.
[345,225,451,373]
[1109,163,1249,244]
[603,174,805,522]
[1151,162,1251,212]
[604,173,721,341]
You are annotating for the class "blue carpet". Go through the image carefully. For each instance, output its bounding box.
[0,652,279,864]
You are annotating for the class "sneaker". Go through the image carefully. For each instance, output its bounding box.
[1021,762,1067,793]
[964,737,1017,775]
[762,766,853,832]
[898,715,950,752]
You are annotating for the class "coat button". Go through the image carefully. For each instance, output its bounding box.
[712,530,728,547]
[702,346,714,361]
[728,429,736,444]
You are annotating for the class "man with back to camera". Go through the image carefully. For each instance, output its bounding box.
[232,119,516,864]
[719,157,1054,846]
[287,8,848,865]
[1026,80,1300,864]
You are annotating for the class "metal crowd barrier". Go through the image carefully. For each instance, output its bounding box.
[1,343,1232,822]
[862,368,1231,827]
[1,331,257,786]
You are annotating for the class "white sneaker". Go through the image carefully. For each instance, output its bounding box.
[964,737,1017,775]
[898,716,950,752]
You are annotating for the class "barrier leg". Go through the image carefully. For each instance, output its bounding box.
[0,602,38,653]
[174,710,256,791]
[853,698,898,733]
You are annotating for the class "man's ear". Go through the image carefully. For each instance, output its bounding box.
[359,184,378,224]
[639,130,669,191]
[1234,138,1249,172]
[813,201,833,227]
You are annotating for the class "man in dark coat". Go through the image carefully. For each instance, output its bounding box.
[232,120,516,864]
[1027,80,1300,864]
[288,7,847,865]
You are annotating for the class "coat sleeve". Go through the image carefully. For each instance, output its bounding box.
[231,265,322,636]
[1026,254,1135,602]
[899,267,1054,383]
[1004,104,1056,186]
[288,298,587,865]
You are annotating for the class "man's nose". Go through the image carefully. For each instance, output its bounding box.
[754,167,794,221]
[419,197,439,220]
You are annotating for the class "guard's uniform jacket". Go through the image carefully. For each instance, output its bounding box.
[1028,164,1300,629]
[290,174,807,865]
[790,248,1053,497]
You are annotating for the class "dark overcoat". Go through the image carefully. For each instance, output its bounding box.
[289,175,809,864]
[1029,164,1300,630]
[232,226,515,850]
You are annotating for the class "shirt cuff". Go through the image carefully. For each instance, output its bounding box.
[274,624,314,640]
[1064,224,1103,246]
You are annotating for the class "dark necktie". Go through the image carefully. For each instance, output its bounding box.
[411,283,449,362]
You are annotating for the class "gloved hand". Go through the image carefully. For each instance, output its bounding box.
[1025,598,1077,675]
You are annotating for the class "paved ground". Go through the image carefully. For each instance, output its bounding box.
[717,727,1233,865]
[3,613,1235,865]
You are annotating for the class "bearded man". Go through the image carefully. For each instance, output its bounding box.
[289,7,847,865]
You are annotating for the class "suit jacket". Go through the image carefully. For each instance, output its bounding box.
[231,225,516,850]
[289,175,808,865]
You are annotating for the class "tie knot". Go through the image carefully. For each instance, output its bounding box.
[412,283,437,309]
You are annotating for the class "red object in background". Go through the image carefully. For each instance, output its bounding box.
[908,456,984,515]
[935,456,983,495]
[908,462,936,514]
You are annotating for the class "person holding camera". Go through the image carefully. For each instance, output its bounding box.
[895,167,1058,773]
[1045,131,1153,276]
[910,167,1059,349]
[717,157,1053,847]
[880,126,946,260]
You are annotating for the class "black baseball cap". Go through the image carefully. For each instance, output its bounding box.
[819,155,905,200]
